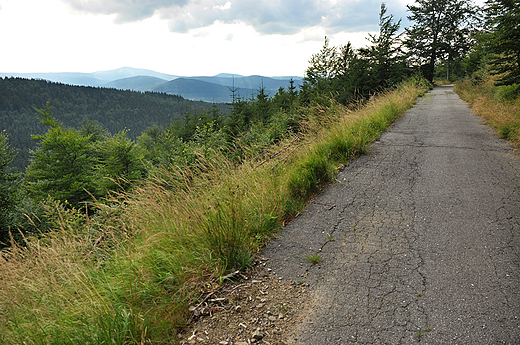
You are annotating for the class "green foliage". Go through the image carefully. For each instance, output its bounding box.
[0,77,229,171]
[25,105,99,210]
[25,105,148,211]
[499,123,519,140]
[494,83,520,101]
[483,0,520,85]
[434,58,466,82]
[358,4,407,89]
[96,130,147,193]
[408,73,435,90]
[302,5,410,106]
[0,6,441,341]
[0,80,425,344]
[0,131,18,245]
[138,125,195,168]
[191,121,227,159]
[305,254,322,265]
[138,109,227,170]
[304,36,338,94]
[456,76,520,146]
[271,79,299,111]
[288,151,333,201]
[202,196,253,271]
[302,38,372,105]
[232,109,300,161]
[79,119,109,143]
[405,0,477,82]
[461,43,488,80]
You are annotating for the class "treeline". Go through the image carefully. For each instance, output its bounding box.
[1,0,519,246]
[0,78,229,171]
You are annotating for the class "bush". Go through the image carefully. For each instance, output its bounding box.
[494,84,520,101]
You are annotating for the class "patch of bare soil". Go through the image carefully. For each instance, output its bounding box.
[178,257,310,345]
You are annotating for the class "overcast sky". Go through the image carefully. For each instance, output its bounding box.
[0,0,480,77]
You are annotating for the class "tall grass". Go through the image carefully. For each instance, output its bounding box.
[0,81,424,344]
[455,77,520,147]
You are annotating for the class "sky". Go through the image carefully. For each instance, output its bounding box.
[0,0,478,77]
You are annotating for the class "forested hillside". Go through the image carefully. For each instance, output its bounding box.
[0,78,229,170]
[153,78,232,102]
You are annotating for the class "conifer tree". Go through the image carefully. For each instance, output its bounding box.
[25,104,99,209]
[96,130,147,193]
[304,36,338,95]
[359,4,406,89]
[484,0,520,85]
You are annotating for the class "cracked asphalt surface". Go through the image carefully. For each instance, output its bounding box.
[263,86,520,344]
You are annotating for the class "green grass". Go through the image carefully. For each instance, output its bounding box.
[305,254,323,265]
[0,81,424,344]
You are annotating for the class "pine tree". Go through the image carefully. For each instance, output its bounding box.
[484,0,520,85]
[304,36,338,95]
[25,104,99,209]
[96,130,147,193]
[359,4,407,89]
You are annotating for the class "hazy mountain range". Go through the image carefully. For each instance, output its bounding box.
[1,67,303,103]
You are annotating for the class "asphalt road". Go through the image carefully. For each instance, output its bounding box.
[263,86,520,344]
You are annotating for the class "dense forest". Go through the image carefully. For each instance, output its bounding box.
[0,0,519,343]
[0,78,230,171]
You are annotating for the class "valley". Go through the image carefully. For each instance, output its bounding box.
[1,67,303,103]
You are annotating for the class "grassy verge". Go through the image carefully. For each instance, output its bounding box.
[0,81,425,344]
[455,77,520,147]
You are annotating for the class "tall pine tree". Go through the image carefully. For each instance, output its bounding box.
[359,4,407,90]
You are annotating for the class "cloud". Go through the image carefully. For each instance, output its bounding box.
[63,0,189,23]
[61,0,409,35]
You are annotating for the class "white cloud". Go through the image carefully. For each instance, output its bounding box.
[63,0,188,23]
[58,0,409,35]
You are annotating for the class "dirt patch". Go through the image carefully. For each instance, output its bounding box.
[178,257,311,345]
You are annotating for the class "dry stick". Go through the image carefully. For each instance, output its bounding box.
[93,233,106,248]
[221,270,240,281]
[192,268,237,309]
[194,291,216,309]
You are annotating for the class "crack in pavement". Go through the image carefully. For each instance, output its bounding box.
[263,86,520,344]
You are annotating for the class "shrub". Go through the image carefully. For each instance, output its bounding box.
[494,84,520,101]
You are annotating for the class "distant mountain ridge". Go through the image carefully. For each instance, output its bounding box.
[1,67,303,103]
[0,67,178,87]
[104,76,168,92]
[153,78,232,103]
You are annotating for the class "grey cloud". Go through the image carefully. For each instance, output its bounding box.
[63,0,188,22]
[61,0,409,34]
